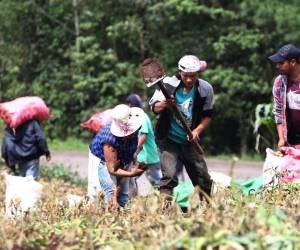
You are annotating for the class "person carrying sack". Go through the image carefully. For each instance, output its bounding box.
[1,120,51,181]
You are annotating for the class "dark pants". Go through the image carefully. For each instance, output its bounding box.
[287,132,300,145]
[158,139,212,196]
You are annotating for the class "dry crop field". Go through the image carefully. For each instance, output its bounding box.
[0,166,299,250]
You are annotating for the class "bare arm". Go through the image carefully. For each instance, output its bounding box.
[276,124,286,148]
[153,99,174,113]
[103,144,144,177]
[189,117,212,143]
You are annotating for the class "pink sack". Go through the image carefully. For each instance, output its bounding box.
[0,96,50,129]
[80,109,112,134]
[280,146,300,183]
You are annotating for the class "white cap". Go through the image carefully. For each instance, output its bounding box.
[178,55,207,73]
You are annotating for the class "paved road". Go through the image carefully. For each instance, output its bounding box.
[41,150,264,196]
[42,150,263,183]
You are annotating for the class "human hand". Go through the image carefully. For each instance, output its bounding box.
[187,130,199,143]
[107,193,119,212]
[46,152,51,162]
[154,97,175,112]
[131,167,145,177]
[277,138,285,149]
[137,162,148,171]
[164,96,175,108]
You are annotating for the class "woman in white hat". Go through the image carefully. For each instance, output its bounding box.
[89,104,145,209]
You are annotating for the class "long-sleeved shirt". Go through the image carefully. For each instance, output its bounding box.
[272,75,288,141]
[1,120,50,166]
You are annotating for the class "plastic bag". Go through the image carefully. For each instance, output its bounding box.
[210,171,232,195]
[0,96,50,129]
[263,148,284,187]
[173,181,194,208]
[87,149,101,200]
[80,109,112,134]
[4,172,43,217]
[280,146,300,183]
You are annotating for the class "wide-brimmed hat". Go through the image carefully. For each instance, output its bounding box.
[110,104,144,137]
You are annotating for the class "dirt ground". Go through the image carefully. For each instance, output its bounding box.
[42,150,264,195]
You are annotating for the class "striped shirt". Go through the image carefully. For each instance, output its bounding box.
[90,123,138,167]
[272,75,288,140]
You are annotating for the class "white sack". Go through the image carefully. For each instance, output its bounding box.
[87,149,101,200]
[4,172,43,217]
[263,148,284,187]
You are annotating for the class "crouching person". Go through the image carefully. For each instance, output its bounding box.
[89,104,145,209]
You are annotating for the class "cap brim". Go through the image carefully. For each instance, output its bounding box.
[268,53,285,63]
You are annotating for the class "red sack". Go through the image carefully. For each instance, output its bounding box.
[0,96,50,129]
[80,109,112,134]
[280,146,300,183]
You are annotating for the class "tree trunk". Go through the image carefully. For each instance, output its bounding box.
[240,120,248,156]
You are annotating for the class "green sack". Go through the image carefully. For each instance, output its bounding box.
[173,181,194,208]
[240,176,263,195]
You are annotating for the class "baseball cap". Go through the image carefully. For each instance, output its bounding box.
[178,55,207,73]
[268,44,300,63]
[126,94,143,108]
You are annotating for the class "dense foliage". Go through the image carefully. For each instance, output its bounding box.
[1,0,300,154]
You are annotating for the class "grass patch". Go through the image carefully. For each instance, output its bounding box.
[40,164,87,188]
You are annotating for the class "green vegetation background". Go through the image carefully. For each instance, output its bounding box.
[1,0,299,155]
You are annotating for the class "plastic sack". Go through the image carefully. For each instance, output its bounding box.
[173,181,194,208]
[4,172,43,217]
[210,171,232,195]
[263,148,284,187]
[173,172,233,207]
[80,109,112,134]
[67,194,84,207]
[87,149,101,200]
[240,176,263,195]
[0,96,50,129]
[280,146,300,183]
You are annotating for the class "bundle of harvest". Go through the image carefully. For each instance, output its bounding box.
[0,96,50,129]
[80,109,112,134]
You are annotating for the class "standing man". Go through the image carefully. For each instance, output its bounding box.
[149,55,213,200]
[268,44,300,147]
[1,120,51,181]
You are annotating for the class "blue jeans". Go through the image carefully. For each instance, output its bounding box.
[98,160,129,207]
[19,158,40,181]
